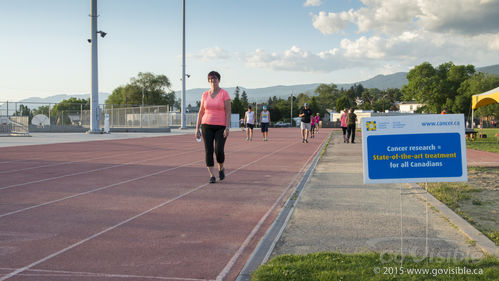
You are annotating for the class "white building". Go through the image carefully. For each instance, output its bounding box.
[398,101,424,113]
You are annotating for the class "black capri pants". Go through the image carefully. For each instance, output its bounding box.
[202,124,227,167]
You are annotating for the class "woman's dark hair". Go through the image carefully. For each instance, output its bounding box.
[207,71,221,81]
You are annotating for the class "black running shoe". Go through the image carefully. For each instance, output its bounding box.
[210,176,216,184]
[219,169,225,181]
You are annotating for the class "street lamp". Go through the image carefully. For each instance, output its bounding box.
[180,0,187,129]
[381,94,389,113]
[88,0,107,134]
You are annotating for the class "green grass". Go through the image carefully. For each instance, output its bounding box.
[466,128,499,153]
[252,252,499,281]
[424,178,499,245]
[425,183,481,210]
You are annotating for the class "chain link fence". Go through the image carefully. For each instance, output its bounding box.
[0,101,198,132]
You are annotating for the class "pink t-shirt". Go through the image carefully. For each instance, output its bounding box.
[201,89,231,126]
[340,112,347,127]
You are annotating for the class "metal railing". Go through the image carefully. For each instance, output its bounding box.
[0,101,199,131]
[0,116,29,135]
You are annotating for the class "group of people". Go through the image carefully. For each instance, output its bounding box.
[298,103,320,143]
[340,108,357,144]
[241,105,270,141]
[195,70,323,184]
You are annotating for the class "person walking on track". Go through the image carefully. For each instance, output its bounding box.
[299,103,312,143]
[314,113,320,134]
[260,105,270,141]
[244,105,255,141]
[346,108,357,144]
[195,71,231,184]
[340,108,348,143]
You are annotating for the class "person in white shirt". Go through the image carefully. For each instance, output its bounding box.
[260,105,271,141]
[244,106,255,141]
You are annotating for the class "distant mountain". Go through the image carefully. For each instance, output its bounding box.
[477,65,499,76]
[176,72,409,105]
[3,64,497,109]
[0,93,111,114]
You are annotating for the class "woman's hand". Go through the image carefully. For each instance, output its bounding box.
[224,127,230,138]
[195,129,201,140]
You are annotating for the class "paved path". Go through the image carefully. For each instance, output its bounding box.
[272,132,492,260]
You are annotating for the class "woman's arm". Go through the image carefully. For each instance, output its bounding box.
[195,98,205,137]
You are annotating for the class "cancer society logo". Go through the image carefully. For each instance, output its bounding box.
[366,121,376,131]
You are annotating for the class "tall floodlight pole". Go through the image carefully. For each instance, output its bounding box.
[89,0,100,133]
[180,0,186,129]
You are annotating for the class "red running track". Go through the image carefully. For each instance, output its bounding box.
[466,149,499,167]
[0,128,331,281]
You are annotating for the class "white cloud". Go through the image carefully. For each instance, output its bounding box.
[417,0,499,34]
[312,0,499,36]
[187,46,231,61]
[311,10,355,35]
[340,36,386,59]
[304,0,322,7]
[244,46,349,72]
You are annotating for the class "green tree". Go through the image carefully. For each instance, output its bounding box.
[105,72,175,107]
[402,62,475,113]
[457,73,499,120]
[231,87,243,117]
[401,62,438,112]
[51,98,89,125]
[309,96,321,116]
[14,104,33,123]
[241,90,249,113]
[336,91,355,111]
[295,93,310,109]
[314,83,339,110]
[33,105,50,116]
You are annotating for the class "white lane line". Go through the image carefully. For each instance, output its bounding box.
[0,150,148,174]
[0,141,291,281]
[0,267,213,281]
[0,140,264,217]
[216,139,324,281]
[0,148,202,191]
[0,158,202,219]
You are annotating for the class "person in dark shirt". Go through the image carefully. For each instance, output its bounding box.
[346,108,357,144]
[298,103,313,143]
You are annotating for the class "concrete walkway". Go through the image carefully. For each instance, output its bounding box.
[272,131,496,260]
[0,129,195,148]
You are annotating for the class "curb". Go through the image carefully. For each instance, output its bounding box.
[235,132,333,281]
[407,183,498,257]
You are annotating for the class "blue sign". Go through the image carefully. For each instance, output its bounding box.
[367,133,462,179]
[362,114,467,184]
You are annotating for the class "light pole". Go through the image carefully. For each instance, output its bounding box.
[180,0,187,129]
[89,0,106,133]
[290,93,293,126]
[381,94,389,113]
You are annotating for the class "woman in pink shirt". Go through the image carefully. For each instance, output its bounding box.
[314,113,320,134]
[340,108,348,143]
[195,71,232,183]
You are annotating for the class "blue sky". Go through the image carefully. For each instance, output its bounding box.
[1,0,499,102]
